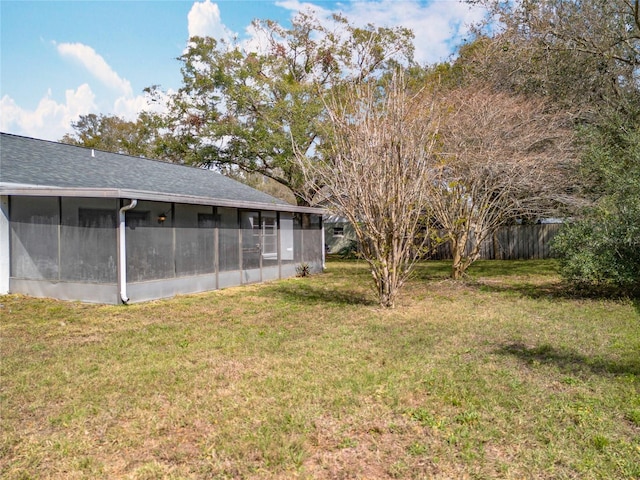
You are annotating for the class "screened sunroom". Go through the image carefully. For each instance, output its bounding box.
[0,133,324,304]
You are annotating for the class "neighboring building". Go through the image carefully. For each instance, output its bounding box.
[324,215,358,255]
[0,133,324,304]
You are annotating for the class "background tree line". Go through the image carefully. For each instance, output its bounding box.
[61,1,640,305]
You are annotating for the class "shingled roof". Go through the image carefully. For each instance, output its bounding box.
[0,133,319,213]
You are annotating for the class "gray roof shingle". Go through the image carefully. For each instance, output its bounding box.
[0,133,316,212]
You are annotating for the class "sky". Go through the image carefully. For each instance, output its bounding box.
[1,0,487,141]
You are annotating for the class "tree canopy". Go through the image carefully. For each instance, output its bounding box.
[156,11,415,205]
[60,112,169,161]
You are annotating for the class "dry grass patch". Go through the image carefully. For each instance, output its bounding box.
[1,260,639,479]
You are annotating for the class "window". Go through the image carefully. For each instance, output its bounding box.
[333,225,344,237]
[125,211,150,229]
[262,215,277,260]
[198,213,216,228]
[78,208,116,228]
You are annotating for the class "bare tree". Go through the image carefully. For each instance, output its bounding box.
[297,72,439,307]
[430,86,576,279]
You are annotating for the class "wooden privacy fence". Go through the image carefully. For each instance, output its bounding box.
[427,223,563,261]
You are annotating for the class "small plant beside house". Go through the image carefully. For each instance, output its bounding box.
[296,262,311,277]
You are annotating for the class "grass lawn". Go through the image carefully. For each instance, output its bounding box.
[1,259,639,479]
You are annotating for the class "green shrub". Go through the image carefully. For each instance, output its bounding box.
[552,207,640,295]
[553,112,640,296]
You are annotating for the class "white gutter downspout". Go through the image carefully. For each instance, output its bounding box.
[118,199,137,304]
[321,216,326,271]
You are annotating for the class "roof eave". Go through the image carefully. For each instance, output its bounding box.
[0,184,325,215]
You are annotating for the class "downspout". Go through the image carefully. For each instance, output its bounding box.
[320,216,326,271]
[118,199,137,304]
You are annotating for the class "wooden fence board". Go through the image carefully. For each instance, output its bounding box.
[427,223,562,261]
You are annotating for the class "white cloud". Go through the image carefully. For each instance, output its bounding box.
[240,0,331,54]
[349,0,487,64]
[1,86,169,141]
[241,21,272,54]
[276,0,332,18]
[56,42,133,96]
[113,89,172,121]
[1,85,96,141]
[188,0,233,41]
[276,0,487,65]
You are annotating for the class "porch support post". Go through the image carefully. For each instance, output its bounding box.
[0,196,10,294]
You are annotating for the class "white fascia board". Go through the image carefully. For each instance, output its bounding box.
[0,183,325,215]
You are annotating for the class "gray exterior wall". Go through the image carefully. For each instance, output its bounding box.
[325,221,358,255]
[7,196,323,304]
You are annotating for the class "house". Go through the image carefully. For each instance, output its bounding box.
[0,133,325,304]
[323,214,358,255]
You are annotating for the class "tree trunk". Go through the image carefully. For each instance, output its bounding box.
[378,290,395,308]
[373,261,398,308]
[451,262,465,280]
[377,279,396,308]
[450,233,467,280]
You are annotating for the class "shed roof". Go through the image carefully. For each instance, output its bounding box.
[0,133,321,214]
